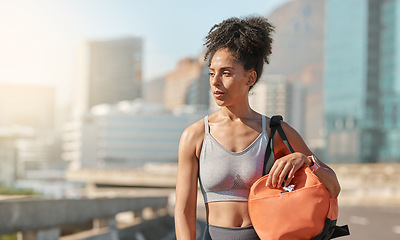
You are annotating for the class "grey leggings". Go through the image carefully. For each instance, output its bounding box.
[202,224,260,240]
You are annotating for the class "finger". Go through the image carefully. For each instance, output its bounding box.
[277,162,292,187]
[265,161,279,187]
[270,162,285,188]
[284,163,296,187]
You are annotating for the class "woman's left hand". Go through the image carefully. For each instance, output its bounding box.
[265,152,308,188]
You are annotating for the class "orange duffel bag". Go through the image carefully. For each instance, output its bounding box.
[248,115,349,240]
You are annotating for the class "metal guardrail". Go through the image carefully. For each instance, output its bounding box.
[0,196,169,239]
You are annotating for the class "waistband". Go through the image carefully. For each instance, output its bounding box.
[202,224,260,240]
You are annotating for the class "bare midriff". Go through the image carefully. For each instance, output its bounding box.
[206,201,252,227]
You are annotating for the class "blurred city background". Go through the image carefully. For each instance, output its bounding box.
[0,0,399,239]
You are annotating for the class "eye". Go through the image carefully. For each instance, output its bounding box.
[222,71,231,76]
[209,72,215,77]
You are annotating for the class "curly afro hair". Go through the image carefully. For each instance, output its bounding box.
[204,16,274,89]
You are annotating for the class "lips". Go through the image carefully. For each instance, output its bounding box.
[213,90,224,99]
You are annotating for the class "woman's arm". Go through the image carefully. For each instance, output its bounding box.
[265,121,341,198]
[175,122,202,240]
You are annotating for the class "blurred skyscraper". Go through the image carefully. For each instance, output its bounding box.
[0,84,59,186]
[73,37,142,120]
[324,0,400,163]
[267,0,324,78]
[379,0,400,161]
[250,76,289,119]
[249,75,305,134]
[0,129,30,187]
[266,0,325,154]
[164,57,210,112]
[143,76,164,104]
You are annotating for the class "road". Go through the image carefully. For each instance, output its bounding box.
[338,206,400,240]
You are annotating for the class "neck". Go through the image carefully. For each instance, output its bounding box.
[219,102,258,120]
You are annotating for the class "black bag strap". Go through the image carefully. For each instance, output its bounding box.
[262,115,295,175]
[330,225,350,239]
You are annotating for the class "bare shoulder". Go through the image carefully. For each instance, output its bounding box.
[179,118,206,159]
[181,118,205,143]
[280,121,300,137]
[279,120,313,155]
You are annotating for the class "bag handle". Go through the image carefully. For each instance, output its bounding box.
[263,115,294,175]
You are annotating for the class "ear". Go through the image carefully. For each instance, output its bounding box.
[247,70,257,87]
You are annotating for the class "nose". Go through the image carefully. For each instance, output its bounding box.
[210,73,221,86]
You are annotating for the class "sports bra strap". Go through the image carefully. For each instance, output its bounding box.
[262,115,266,133]
[204,116,209,134]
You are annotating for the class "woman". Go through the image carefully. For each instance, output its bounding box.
[174,16,341,240]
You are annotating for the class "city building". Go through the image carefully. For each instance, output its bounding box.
[15,138,62,179]
[301,63,325,156]
[0,84,60,187]
[379,0,400,161]
[249,75,289,120]
[143,76,164,104]
[265,0,325,148]
[304,90,324,157]
[249,75,305,134]
[324,0,400,163]
[62,117,97,170]
[12,136,74,199]
[267,0,324,79]
[63,100,204,170]
[73,37,142,120]
[0,127,33,187]
[164,57,210,112]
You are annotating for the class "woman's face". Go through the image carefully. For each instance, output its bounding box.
[209,48,255,107]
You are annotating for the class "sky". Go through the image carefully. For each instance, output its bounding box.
[0,0,291,105]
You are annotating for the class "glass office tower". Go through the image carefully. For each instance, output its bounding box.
[325,0,399,163]
[380,0,400,161]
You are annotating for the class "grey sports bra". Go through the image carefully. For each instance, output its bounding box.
[198,115,268,203]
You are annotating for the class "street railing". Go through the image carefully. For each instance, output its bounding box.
[0,196,169,240]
